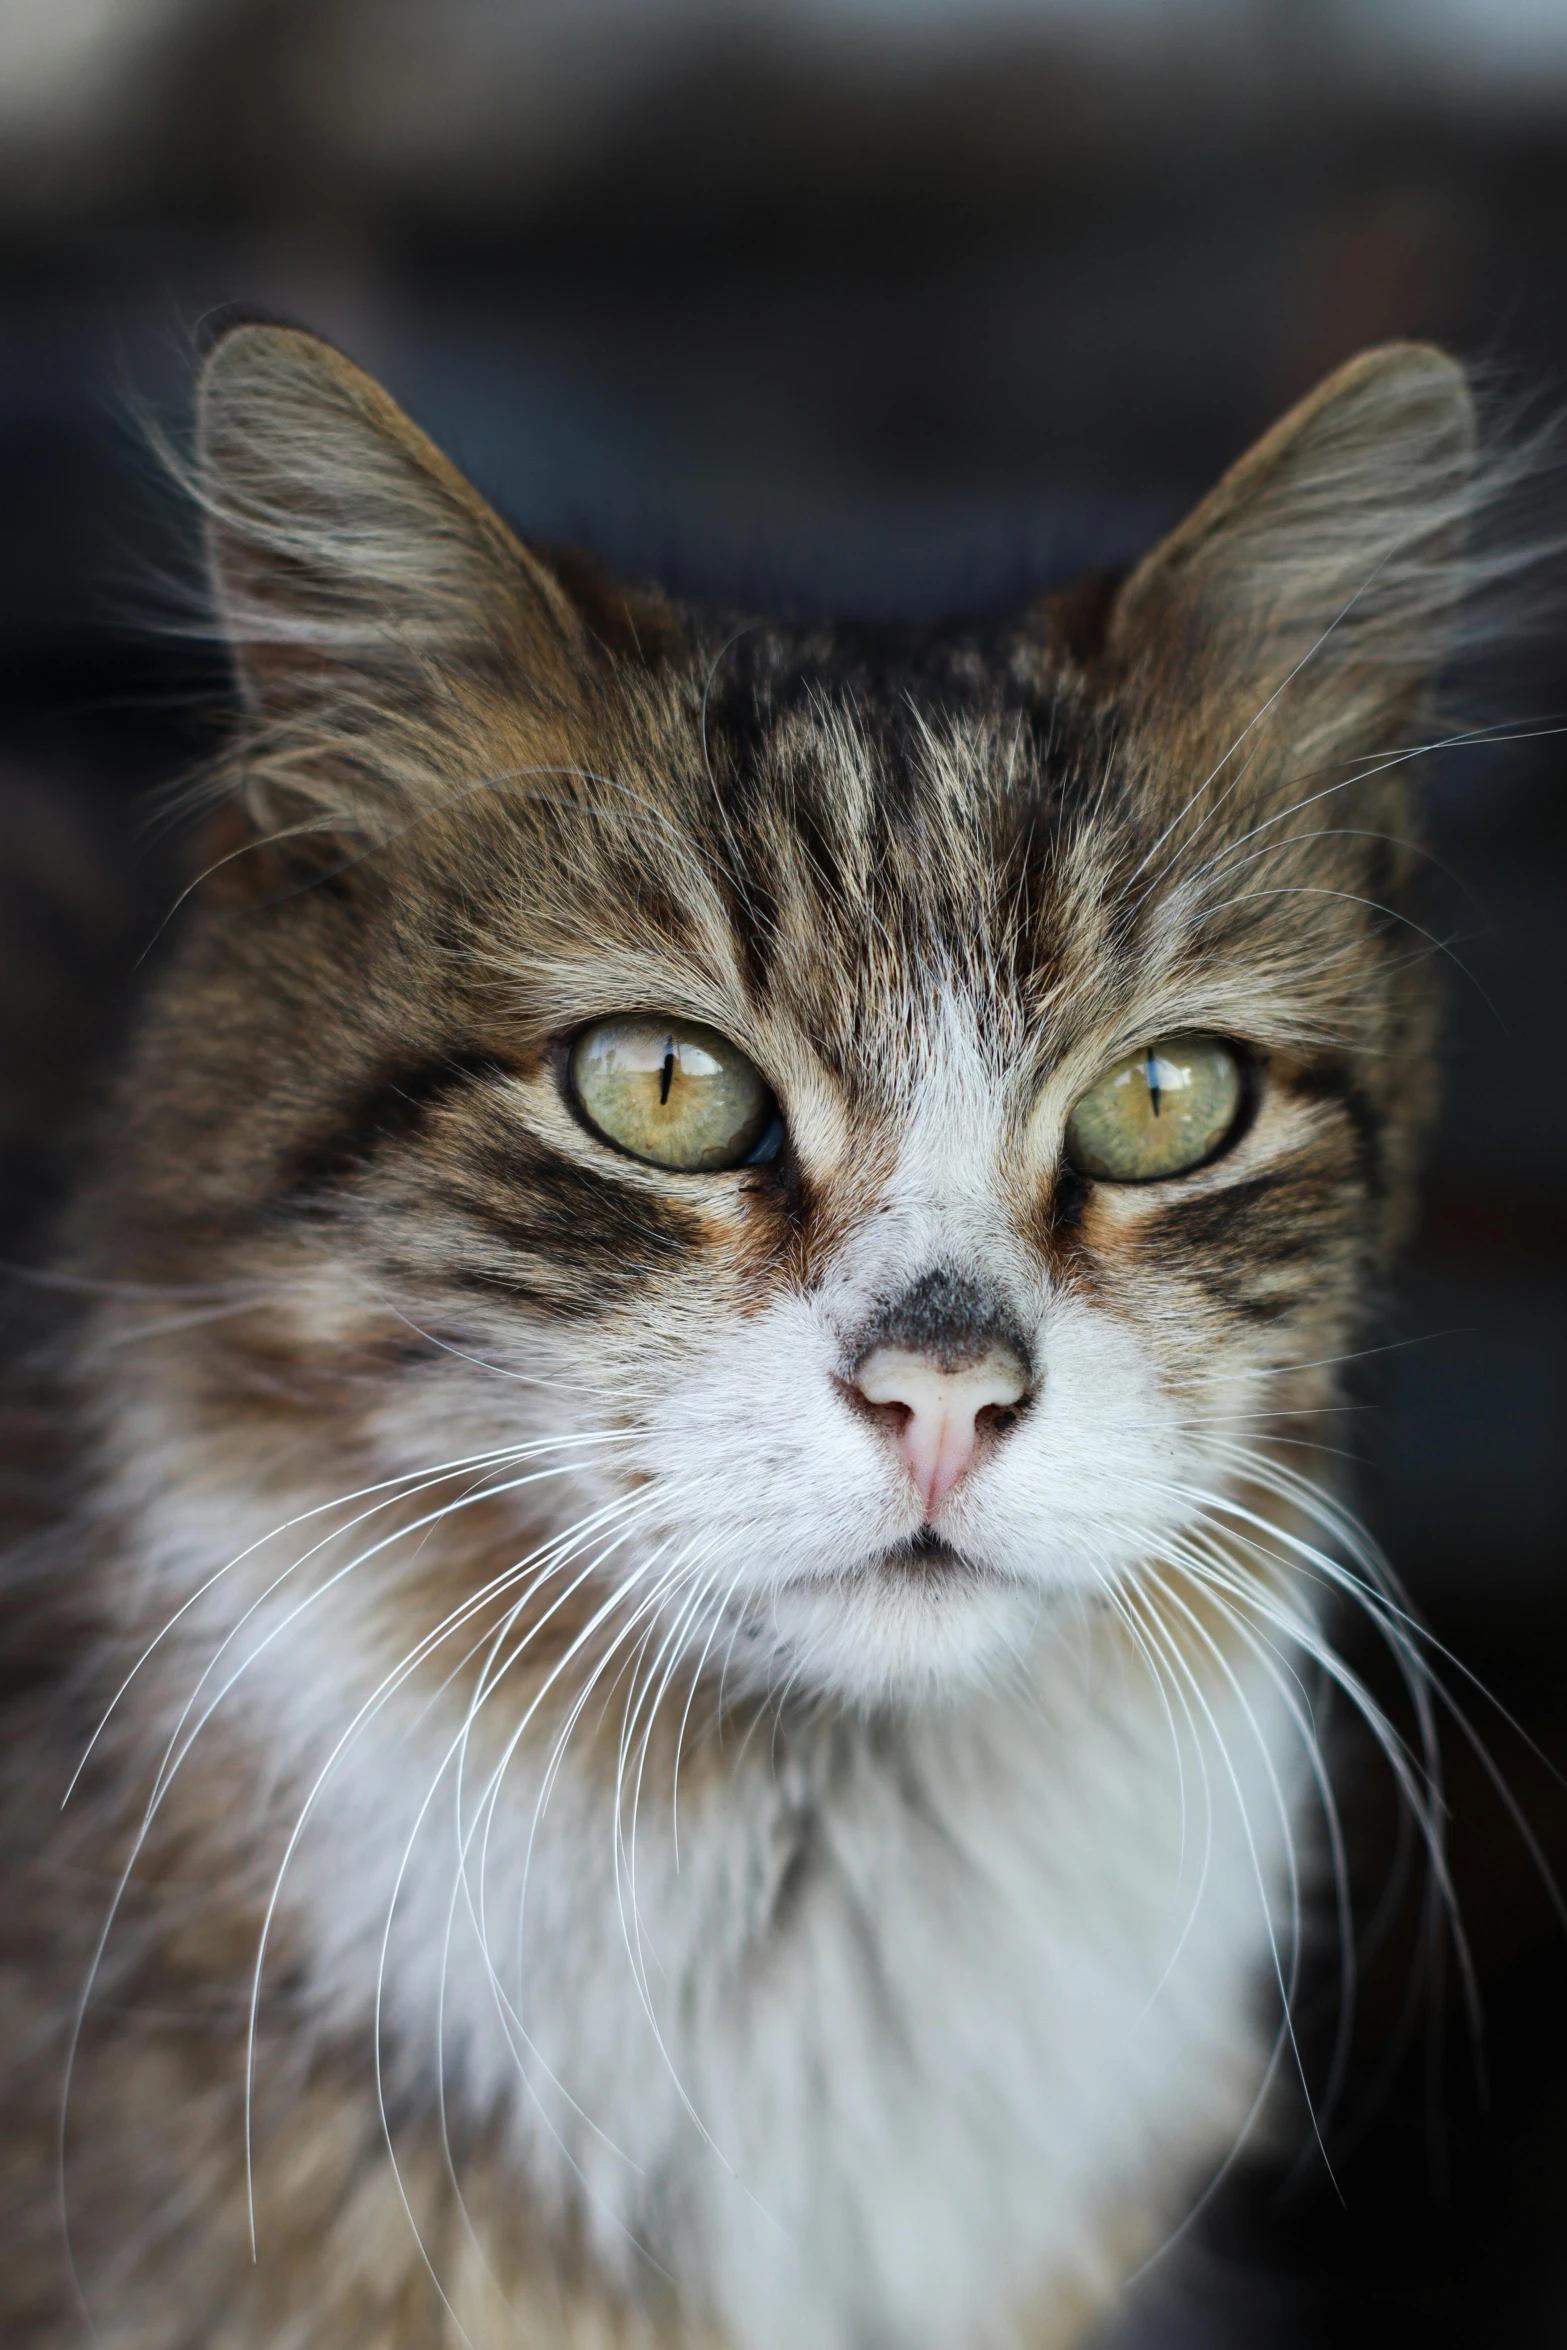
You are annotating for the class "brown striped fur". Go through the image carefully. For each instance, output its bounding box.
[1,329,1486,2347]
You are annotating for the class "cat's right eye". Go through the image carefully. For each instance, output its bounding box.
[569,1016,779,1172]
[1065,1035,1243,1182]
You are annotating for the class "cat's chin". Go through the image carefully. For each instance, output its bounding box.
[728,1546,1045,1710]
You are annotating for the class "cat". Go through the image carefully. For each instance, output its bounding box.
[0,324,1482,2348]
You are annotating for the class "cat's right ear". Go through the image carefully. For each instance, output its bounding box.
[195,323,586,727]
[1100,342,1478,778]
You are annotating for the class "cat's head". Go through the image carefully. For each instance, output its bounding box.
[87,328,1475,1708]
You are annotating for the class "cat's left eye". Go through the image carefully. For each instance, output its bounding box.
[1065,1035,1243,1182]
[569,1016,779,1172]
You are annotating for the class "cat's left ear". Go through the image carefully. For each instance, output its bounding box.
[195,322,588,721]
[1103,343,1477,768]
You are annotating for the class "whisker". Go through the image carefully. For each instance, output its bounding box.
[1165,1447,1567,2109]
[374,1542,702,2325]
[1095,1580,1215,2017]
[1173,717,1567,905]
[61,1441,642,2296]
[243,1486,669,2250]
[1192,881,1503,1022]
[1159,1545,1366,2137]
[616,1561,723,2022]
[1129,565,1392,893]
[68,1433,631,1797]
[1121,1565,1337,2238]
[670,1567,751,1866]
[137,1454,628,1836]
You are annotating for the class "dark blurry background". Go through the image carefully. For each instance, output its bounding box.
[3,3,1567,2343]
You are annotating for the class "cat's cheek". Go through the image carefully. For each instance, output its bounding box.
[937,1290,1249,1597]
[635,1300,911,1573]
[949,1339,1154,1575]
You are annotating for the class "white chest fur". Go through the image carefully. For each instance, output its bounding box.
[270,1601,1297,2350]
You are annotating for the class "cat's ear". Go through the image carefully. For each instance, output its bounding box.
[1104,343,1476,766]
[196,323,586,721]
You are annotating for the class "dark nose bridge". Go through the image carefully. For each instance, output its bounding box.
[847,1265,1033,1381]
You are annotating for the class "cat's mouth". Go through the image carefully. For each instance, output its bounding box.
[873,1529,987,1581]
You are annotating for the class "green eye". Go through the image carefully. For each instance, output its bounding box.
[570,1016,777,1172]
[1065,1035,1243,1182]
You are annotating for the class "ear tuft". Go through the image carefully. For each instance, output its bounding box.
[196,324,583,716]
[1107,343,1478,753]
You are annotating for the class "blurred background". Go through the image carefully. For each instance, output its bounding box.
[2,2,1566,2342]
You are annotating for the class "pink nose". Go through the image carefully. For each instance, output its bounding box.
[851,1342,1029,1520]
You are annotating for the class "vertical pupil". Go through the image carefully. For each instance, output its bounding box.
[1145,1048,1162,1117]
[659,1038,676,1107]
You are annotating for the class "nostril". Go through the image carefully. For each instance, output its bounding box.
[845,1340,1031,1518]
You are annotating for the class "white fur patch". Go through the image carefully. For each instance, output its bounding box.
[107,989,1312,2348]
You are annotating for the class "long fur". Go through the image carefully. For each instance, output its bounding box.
[0,329,1521,2348]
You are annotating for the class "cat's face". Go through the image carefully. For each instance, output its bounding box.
[89,330,1472,1711]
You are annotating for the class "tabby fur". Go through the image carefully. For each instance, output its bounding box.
[0,328,1480,2348]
